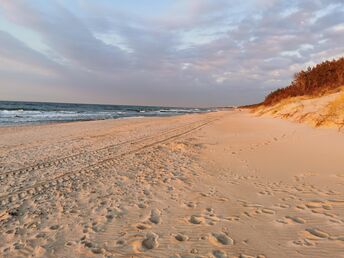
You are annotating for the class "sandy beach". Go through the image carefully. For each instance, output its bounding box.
[0,110,343,258]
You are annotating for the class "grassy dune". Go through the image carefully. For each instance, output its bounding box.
[251,57,344,130]
[254,87,344,130]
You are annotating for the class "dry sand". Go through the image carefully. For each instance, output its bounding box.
[0,110,343,258]
[254,88,344,130]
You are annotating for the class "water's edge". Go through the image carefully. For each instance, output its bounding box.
[0,101,214,126]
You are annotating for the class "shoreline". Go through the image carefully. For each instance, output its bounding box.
[0,110,343,257]
[0,110,218,129]
[0,110,218,130]
[0,100,216,128]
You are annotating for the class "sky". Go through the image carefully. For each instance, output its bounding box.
[0,0,343,107]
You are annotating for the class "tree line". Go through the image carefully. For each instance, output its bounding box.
[264,57,344,105]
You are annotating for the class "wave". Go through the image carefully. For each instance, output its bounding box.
[0,101,213,126]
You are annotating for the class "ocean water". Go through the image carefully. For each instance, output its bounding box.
[0,101,212,126]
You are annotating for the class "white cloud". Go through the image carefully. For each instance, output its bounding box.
[0,0,343,106]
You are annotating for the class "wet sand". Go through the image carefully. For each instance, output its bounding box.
[0,110,343,258]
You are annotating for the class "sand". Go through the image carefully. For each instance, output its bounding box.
[253,87,344,130]
[0,110,343,258]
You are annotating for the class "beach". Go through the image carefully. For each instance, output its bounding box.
[0,110,343,258]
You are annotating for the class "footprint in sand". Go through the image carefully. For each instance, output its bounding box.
[184,201,197,208]
[239,254,256,258]
[206,207,214,213]
[49,224,60,230]
[258,190,273,196]
[332,236,344,241]
[261,208,276,215]
[273,203,290,209]
[209,232,234,246]
[305,201,323,209]
[329,218,343,224]
[305,228,329,239]
[212,250,228,258]
[285,215,306,224]
[224,216,240,222]
[142,232,159,250]
[276,218,288,224]
[175,233,189,242]
[137,203,147,209]
[189,215,205,224]
[149,208,161,224]
[322,204,332,210]
[242,202,264,208]
[136,223,151,230]
[296,205,306,210]
[116,239,126,246]
[292,238,315,247]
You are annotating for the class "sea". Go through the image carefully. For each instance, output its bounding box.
[0,101,213,126]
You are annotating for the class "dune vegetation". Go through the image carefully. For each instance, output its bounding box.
[264,57,344,106]
[253,57,344,130]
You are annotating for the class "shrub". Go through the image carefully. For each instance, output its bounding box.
[264,57,344,105]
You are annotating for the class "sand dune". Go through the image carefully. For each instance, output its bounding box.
[253,87,344,130]
[0,111,343,257]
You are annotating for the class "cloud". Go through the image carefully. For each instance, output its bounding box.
[0,30,58,76]
[0,0,343,106]
[0,1,130,72]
